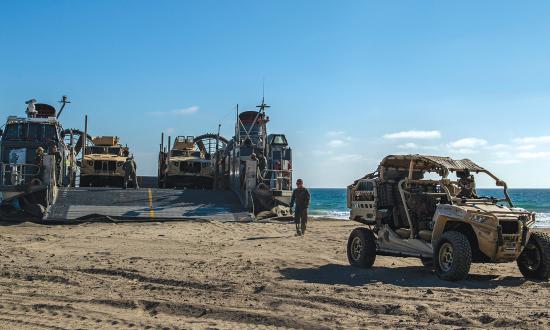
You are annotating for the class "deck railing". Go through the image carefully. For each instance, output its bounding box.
[0,163,40,186]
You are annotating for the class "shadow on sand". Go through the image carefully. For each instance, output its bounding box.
[280,263,527,289]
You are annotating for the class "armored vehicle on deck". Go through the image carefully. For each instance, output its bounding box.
[80,136,131,187]
[346,155,550,281]
[158,135,214,188]
[217,99,293,217]
[0,98,73,218]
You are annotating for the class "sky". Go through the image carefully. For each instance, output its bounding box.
[1,1,550,188]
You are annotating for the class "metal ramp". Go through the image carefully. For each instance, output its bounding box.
[45,187,249,222]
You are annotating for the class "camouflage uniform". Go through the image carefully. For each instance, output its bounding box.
[258,154,267,182]
[290,187,311,236]
[457,171,477,198]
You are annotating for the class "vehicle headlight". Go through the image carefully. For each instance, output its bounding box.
[117,162,124,167]
[88,161,93,166]
[472,214,491,224]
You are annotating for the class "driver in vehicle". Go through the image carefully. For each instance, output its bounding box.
[456,169,478,199]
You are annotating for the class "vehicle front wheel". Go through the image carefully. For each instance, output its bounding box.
[517,232,550,281]
[434,231,472,281]
[347,227,377,268]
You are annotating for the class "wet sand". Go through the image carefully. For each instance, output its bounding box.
[0,219,549,329]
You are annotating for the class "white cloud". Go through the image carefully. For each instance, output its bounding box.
[448,138,487,149]
[384,130,441,139]
[397,142,440,151]
[516,144,536,151]
[149,106,199,116]
[513,136,550,144]
[327,139,346,148]
[518,151,550,159]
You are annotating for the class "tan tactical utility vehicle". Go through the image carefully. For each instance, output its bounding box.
[80,136,131,187]
[346,155,550,281]
[158,136,212,188]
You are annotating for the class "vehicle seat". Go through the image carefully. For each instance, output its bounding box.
[418,230,432,241]
[395,228,411,239]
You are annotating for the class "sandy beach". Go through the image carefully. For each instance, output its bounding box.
[0,219,549,329]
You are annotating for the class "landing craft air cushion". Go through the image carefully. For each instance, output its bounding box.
[0,97,75,219]
[216,99,293,218]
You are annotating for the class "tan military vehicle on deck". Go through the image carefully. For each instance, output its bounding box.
[80,136,131,187]
[158,136,212,188]
[346,155,550,281]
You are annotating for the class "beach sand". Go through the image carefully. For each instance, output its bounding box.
[0,219,549,329]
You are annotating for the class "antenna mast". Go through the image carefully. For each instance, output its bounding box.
[57,95,71,119]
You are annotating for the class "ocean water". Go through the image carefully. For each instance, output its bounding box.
[308,188,550,228]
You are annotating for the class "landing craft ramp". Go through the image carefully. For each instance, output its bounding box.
[45,187,249,222]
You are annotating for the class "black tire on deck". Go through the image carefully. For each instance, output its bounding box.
[79,177,89,188]
[434,231,472,281]
[347,227,377,268]
[517,232,550,281]
[421,258,434,268]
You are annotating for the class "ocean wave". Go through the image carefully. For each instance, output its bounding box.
[309,210,349,220]
[534,212,550,228]
[308,210,550,228]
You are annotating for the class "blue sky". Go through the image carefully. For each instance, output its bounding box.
[1,1,550,187]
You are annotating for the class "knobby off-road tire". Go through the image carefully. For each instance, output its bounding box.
[347,227,377,268]
[434,231,472,281]
[517,232,550,281]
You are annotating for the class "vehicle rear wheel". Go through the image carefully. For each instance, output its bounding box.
[347,227,377,268]
[434,231,472,281]
[517,232,550,280]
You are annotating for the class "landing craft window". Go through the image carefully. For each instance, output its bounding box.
[4,124,22,139]
[4,123,57,140]
[27,124,41,139]
[271,135,287,145]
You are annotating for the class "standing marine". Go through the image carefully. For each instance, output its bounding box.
[123,155,139,189]
[290,178,311,236]
[257,151,267,183]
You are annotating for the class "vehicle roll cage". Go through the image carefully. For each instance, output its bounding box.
[356,155,514,208]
